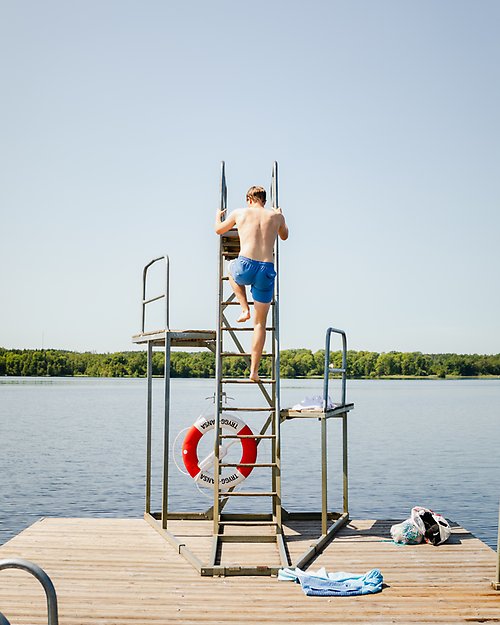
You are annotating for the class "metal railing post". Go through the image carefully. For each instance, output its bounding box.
[322,327,349,525]
[140,255,170,524]
[162,332,171,530]
[141,256,170,334]
[323,327,347,407]
[145,340,153,515]
[493,502,500,590]
[0,559,58,625]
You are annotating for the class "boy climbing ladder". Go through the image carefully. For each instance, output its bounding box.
[214,185,289,381]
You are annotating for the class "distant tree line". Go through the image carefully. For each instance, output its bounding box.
[1,347,499,379]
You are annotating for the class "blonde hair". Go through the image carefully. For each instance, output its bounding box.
[246,186,266,205]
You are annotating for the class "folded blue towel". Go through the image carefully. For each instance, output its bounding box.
[278,567,383,597]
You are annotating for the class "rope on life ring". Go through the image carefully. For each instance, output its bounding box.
[182,414,257,490]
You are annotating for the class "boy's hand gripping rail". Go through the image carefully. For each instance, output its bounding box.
[141,255,170,333]
[0,558,58,625]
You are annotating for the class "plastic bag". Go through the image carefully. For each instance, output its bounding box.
[411,506,451,545]
[390,519,423,544]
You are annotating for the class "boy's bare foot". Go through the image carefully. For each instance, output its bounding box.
[249,372,260,382]
[237,309,251,322]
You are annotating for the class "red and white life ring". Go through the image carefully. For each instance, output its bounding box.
[182,414,257,490]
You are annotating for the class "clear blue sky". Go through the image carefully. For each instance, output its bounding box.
[1,0,499,354]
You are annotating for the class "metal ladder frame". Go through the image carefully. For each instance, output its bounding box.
[131,162,354,576]
[210,161,287,573]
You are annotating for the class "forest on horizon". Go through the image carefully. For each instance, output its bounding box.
[1,347,499,379]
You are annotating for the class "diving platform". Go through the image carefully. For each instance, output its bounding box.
[1,517,498,624]
[132,329,216,349]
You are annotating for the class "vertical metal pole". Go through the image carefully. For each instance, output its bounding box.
[271,301,277,512]
[146,341,153,515]
[162,333,171,529]
[321,416,328,535]
[343,413,349,515]
[322,329,332,535]
[341,331,347,405]
[213,161,226,537]
[323,329,332,410]
[141,266,147,333]
[165,256,170,330]
[271,161,282,532]
[494,502,500,589]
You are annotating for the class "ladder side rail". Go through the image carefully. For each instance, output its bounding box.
[141,255,170,333]
[271,161,282,533]
[213,161,227,540]
[0,559,59,625]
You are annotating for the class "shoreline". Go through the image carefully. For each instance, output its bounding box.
[2,374,500,381]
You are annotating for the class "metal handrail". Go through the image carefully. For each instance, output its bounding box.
[141,255,170,333]
[323,327,348,408]
[0,558,58,625]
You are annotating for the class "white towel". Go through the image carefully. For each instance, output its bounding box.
[290,395,336,411]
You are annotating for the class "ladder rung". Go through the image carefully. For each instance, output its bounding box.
[142,294,165,305]
[222,301,275,306]
[218,535,278,543]
[329,367,346,373]
[221,327,274,331]
[222,491,277,497]
[220,407,275,412]
[221,379,276,384]
[221,434,276,439]
[218,521,278,526]
[220,462,277,468]
[221,352,273,357]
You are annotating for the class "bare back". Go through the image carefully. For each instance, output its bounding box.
[234,207,284,263]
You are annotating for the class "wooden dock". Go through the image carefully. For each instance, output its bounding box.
[0,517,498,624]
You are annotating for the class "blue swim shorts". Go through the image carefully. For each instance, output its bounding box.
[229,256,276,304]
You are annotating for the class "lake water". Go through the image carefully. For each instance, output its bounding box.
[1,377,499,549]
